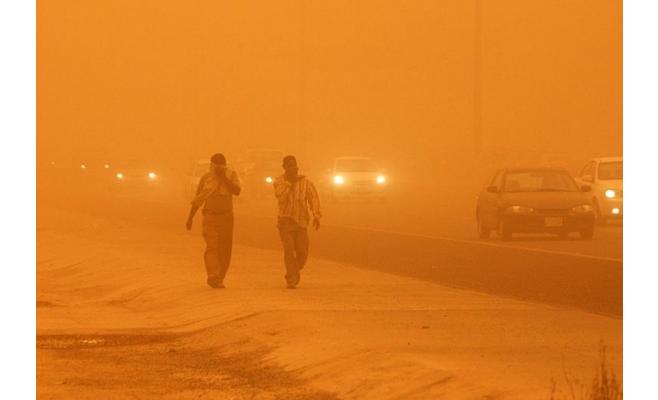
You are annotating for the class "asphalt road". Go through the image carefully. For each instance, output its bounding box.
[42,175,622,261]
[38,176,623,316]
[237,189,623,261]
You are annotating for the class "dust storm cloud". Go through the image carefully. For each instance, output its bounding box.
[38,0,621,176]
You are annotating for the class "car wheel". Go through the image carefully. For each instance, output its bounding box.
[498,221,512,241]
[477,217,491,239]
[580,227,594,240]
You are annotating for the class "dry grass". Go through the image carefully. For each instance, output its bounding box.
[548,344,622,400]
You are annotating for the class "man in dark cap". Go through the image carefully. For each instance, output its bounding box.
[186,153,241,288]
[273,155,321,289]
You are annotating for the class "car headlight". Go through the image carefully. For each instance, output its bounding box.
[265,176,273,184]
[148,172,157,180]
[116,172,124,179]
[376,175,386,184]
[104,164,110,169]
[571,204,594,213]
[506,205,534,214]
[80,164,86,170]
[333,175,345,185]
[604,189,616,199]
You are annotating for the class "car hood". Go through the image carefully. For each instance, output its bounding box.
[500,191,590,209]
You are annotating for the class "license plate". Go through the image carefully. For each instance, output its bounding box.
[545,217,563,227]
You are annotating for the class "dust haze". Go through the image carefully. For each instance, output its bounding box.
[37,1,623,399]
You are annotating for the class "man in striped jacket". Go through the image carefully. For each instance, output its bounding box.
[273,155,321,289]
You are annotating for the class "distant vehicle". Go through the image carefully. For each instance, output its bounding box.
[327,157,387,200]
[110,160,162,191]
[186,159,212,200]
[574,157,623,223]
[476,167,595,240]
[237,148,284,198]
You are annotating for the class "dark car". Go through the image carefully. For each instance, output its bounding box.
[476,168,595,240]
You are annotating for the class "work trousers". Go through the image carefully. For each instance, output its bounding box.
[277,217,309,285]
[202,212,234,284]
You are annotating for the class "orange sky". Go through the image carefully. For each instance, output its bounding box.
[37,0,621,169]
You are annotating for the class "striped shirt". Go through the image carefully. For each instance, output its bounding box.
[273,175,321,227]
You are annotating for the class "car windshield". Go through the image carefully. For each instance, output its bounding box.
[598,161,622,180]
[502,170,579,193]
[335,159,377,172]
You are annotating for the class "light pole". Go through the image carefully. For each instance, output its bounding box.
[298,0,307,157]
[474,0,482,155]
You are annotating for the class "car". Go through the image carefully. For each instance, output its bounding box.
[574,157,623,223]
[109,160,163,192]
[327,157,387,200]
[236,148,284,199]
[476,167,595,240]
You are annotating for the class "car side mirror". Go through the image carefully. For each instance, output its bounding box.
[580,184,592,192]
[582,174,594,183]
[487,186,498,193]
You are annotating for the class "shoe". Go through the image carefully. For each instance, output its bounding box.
[286,283,297,289]
[207,278,224,289]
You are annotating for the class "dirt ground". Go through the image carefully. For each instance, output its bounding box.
[37,205,622,399]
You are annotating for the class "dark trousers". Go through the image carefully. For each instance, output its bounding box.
[202,212,234,284]
[277,217,309,285]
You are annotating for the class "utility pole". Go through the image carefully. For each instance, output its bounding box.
[474,0,482,155]
[298,0,307,158]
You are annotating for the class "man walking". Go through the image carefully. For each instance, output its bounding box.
[273,155,321,289]
[186,153,241,288]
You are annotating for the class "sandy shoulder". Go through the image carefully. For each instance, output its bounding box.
[37,205,622,399]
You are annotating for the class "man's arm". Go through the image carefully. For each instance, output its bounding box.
[186,175,206,230]
[195,174,206,195]
[274,176,292,201]
[306,180,322,230]
[218,169,241,196]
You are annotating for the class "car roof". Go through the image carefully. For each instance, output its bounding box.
[591,157,622,163]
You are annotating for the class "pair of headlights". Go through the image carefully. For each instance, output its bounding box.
[115,172,157,180]
[81,164,111,169]
[333,175,386,185]
[505,205,593,214]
